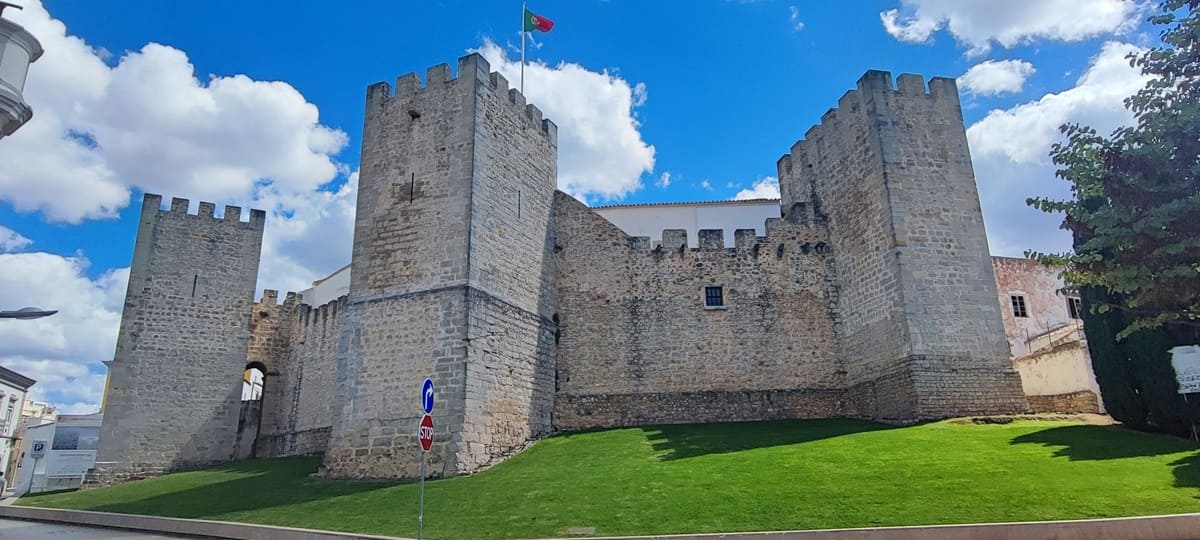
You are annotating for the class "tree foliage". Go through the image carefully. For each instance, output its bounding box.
[1028,0,1200,340]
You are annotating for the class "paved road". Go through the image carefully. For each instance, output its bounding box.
[0,517,202,539]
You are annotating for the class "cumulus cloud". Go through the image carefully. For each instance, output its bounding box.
[0,1,360,411]
[656,171,671,188]
[969,41,1148,257]
[789,6,805,31]
[959,59,1036,96]
[0,253,127,413]
[0,226,32,252]
[734,177,781,200]
[880,0,1143,55]
[475,40,655,202]
[0,1,347,223]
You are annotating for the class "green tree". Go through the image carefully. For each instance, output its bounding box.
[1028,0,1199,340]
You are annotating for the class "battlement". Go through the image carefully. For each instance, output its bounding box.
[297,295,347,328]
[623,221,829,258]
[255,289,299,307]
[365,53,557,141]
[142,193,266,230]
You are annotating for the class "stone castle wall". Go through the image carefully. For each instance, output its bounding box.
[458,54,558,472]
[252,292,341,458]
[96,60,1041,484]
[553,193,849,430]
[324,54,558,479]
[778,71,1026,421]
[94,195,264,481]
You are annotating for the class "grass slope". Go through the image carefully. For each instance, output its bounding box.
[20,419,1200,539]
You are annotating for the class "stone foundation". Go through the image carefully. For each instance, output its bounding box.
[1027,391,1101,414]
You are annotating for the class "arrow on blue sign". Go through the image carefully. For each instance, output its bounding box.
[422,378,435,414]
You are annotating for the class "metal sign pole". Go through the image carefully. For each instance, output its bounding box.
[418,451,426,540]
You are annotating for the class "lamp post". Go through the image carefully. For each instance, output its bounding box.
[0,307,56,319]
[0,1,43,139]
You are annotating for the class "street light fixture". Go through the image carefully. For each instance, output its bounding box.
[0,1,43,139]
[0,307,56,319]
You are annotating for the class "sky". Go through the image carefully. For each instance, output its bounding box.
[0,0,1161,413]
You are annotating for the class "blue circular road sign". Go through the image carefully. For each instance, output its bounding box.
[421,378,434,414]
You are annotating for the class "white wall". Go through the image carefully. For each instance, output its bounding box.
[594,200,782,248]
[0,378,27,489]
[299,264,350,307]
[12,413,102,493]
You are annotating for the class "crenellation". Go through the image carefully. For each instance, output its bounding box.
[661,229,687,249]
[896,73,926,95]
[698,229,724,249]
[508,87,526,107]
[198,201,215,218]
[223,205,242,222]
[426,63,453,86]
[856,69,893,93]
[489,71,509,93]
[170,197,188,213]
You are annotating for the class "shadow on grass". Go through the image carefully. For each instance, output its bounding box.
[641,418,894,460]
[23,457,396,518]
[1010,425,1200,493]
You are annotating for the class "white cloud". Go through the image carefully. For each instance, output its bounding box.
[656,171,671,188]
[476,40,655,202]
[0,1,347,223]
[968,41,1148,257]
[700,180,714,191]
[0,253,127,413]
[959,59,1036,96]
[734,177,780,200]
[251,172,358,296]
[880,0,1143,55]
[0,226,32,252]
[789,6,806,31]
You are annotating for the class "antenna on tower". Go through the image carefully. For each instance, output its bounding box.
[0,2,23,18]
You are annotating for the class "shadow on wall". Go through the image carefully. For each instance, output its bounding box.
[1009,425,1200,493]
[23,458,394,518]
[640,418,894,461]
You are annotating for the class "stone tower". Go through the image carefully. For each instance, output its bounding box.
[323,54,558,479]
[777,71,1027,420]
[95,195,264,480]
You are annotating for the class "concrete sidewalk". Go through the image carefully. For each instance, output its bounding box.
[0,517,199,539]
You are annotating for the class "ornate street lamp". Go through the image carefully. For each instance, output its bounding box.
[0,307,56,319]
[0,1,42,139]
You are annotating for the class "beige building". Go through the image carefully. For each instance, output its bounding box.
[0,365,34,489]
[992,257,1103,413]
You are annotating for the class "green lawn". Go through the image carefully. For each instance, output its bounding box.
[19,419,1200,539]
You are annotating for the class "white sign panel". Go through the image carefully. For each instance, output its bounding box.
[1170,345,1200,394]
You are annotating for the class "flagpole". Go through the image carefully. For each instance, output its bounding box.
[520,0,526,93]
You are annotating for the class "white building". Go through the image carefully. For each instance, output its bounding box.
[0,365,34,490]
[11,412,102,493]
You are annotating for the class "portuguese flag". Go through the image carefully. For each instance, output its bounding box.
[524,9,554,32]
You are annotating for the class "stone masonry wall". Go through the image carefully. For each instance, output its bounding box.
[325,55,478,479]
[553,193,848,430]
[459,54,558,471]
[326,54,557,479]
[94,194,263,481]
[779,71,1026,421]
[253,293,340,459]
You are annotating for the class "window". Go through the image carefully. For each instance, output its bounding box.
[1067,297,1082,319]
[1011,295,1028,318]
[705,286,724,308]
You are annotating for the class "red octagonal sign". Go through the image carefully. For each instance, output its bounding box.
[418,414,434,452]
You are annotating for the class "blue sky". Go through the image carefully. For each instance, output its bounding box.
[0,0,1159,411]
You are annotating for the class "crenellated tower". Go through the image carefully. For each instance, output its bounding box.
[324,53,558,479]
[777,71,1027,420]
[95,194,265,481]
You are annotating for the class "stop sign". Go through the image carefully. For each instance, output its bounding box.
[418,414,434,452]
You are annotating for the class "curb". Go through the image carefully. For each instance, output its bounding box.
[0,504,414,540]
[2,504,1198,540]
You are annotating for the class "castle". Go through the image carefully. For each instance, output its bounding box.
[93,53,1032,482]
